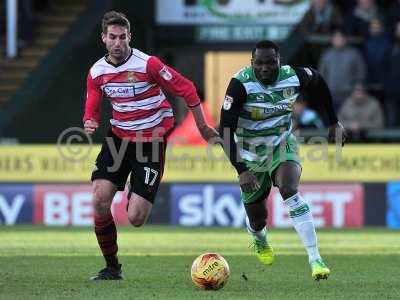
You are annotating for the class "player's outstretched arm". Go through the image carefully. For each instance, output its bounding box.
[328,121,347,146]
[294,67,347,146]
[147,56,219,143]
[84,119,99,135]
[190,104,219,142]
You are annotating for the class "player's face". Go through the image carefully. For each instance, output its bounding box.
[102,25,131,62]
[251,48,280,85]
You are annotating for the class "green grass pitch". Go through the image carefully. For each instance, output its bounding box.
[0,226,399,300]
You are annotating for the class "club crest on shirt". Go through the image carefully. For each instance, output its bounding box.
[159,66,173,81]
[283,87,295,98]
[127,72,137,83]
[223,95,233,110]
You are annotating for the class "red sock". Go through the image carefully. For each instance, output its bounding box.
[94,213,119,267]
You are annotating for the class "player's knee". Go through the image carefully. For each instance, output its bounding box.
[92,190,112,214]
[93,197,111,215]
[279,185,298,200]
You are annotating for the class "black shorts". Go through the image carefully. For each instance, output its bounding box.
[91,130,166,203]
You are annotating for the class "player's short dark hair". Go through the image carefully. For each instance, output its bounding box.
[102,11,130,33]
[252,40,280,57]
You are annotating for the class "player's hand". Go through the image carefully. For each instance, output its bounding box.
[198,124,220,143]
[239,170,260,193]
[328,122,347,146]
[84,119,99,135]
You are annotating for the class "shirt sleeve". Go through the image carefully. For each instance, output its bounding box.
[147,56,201,108]
[83,72,102,123]
[219,78,249,175]
[294,67,338,126]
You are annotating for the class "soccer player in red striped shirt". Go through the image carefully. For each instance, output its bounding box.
[83,11,218,280]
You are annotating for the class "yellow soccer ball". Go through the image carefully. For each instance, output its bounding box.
[191,252,230,290]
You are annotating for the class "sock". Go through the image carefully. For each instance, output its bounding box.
[104,255,120,269]
[94,213,119,268]
[245,216,267,243]
[283,193,321,263]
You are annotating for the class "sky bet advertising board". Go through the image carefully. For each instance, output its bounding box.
[0,182,383,229]
[170,183,364,228]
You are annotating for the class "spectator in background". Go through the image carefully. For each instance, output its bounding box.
[18,0,35,47]
[0,1,5,31]
[16,0,49,48]
[302,0,344,68]
[388,0,400,37]
[0,1,5,59]
[345,0,384,38]
[339,83,384,134]
[383,21,400,128]
[318,30,366,110]
[33,0,50,12]
[302,0,343,34]
[335,0,357,16]
[364,17,392,92]
[292,98,324,129]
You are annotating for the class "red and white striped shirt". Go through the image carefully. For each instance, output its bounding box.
[83,48,201,141]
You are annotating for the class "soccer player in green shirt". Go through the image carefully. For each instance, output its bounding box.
[219,40,346,281]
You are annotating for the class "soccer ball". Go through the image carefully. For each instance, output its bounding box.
[191,252,230,290]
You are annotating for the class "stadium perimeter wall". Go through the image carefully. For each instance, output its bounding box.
[0,145,399,229]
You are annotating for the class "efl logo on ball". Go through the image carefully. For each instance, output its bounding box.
[191,253,230,290]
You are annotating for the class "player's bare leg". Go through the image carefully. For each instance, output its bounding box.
[91,179,122,280]
[244,193,274,265]
[274,161,330,280]
[127,192,153,227]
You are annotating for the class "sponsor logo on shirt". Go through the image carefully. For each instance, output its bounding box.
[104,86,135,98]
[250,102,293,119]
[223,95,234,110]
[159,66,173,81]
